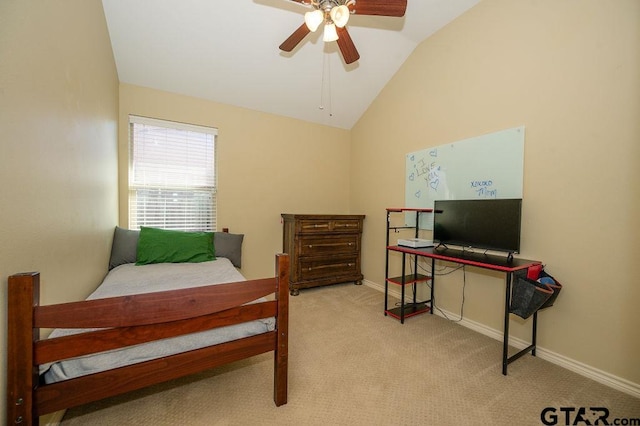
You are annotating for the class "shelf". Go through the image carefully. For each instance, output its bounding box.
[388,226,418,231]
[386,208,433,213]
[386,274,431,286]
[385,302,431,320]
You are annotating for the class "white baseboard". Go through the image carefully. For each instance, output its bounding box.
[363,279,640,399]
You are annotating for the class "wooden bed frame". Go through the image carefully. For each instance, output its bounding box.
[7,253,289,425]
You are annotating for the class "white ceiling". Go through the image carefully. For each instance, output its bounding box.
[102,0,479,129]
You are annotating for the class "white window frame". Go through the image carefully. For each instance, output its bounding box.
[128,115,217,232]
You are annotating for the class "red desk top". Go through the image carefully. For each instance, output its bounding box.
[387,245,540,272]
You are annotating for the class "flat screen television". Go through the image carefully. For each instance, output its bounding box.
[433,198,522,254]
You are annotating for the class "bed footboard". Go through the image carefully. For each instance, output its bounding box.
[7,253,289,425]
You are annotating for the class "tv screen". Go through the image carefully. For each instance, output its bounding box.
[433,199,522,253]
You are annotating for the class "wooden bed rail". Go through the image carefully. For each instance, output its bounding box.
[7,253,289,425]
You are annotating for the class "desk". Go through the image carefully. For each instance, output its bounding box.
[386,245,542,375]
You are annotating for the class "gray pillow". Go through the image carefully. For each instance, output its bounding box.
[108,227,244,269]
[108,227,140,270]
[214,232,244,268]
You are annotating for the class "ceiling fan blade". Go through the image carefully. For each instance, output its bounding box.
[279,23,311,52]
[336,27,360,64]
[350,0,407,17]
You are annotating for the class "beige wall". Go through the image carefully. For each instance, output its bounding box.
[0,0,119,423]
[352,0,640,385]
[119,84,352,279]
[1,2,638,422]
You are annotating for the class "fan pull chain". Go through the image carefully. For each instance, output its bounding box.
[319,52,333,117]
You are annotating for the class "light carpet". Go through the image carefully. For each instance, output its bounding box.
[61,283,639,425]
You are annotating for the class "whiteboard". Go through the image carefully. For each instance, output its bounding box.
[405,126,525,229]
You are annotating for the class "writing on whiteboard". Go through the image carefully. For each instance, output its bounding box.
[471,179,498,198]
[408,155,442,195]
[428,162,441,191]
[405,126,525,229]
[409,157,442,196]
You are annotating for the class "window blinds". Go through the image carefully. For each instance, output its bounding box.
[129,115,217,232]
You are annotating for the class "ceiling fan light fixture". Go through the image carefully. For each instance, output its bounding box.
[323,22,339,42]
[279,0,407,63]
[304,10,324,32]
[330,5,350,28]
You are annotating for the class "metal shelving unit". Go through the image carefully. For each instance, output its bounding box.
[384,208,433,323]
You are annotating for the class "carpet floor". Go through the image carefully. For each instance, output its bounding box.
[61,283,639,425]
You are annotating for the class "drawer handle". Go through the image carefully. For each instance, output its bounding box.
[306,242,355,249]
[302,224,329,230]
[307,262,355,271]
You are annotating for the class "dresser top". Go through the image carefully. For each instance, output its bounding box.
[281,214,365,220]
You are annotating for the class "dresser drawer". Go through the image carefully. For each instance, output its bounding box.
[298,220,331,233]
[298,255,360,281]
[298,235,359,256]
[331,219,362,232]
[297,219,362,234]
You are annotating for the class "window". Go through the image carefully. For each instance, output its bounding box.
[128,115,217,231]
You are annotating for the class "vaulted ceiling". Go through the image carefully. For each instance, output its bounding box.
[102,0,479,129]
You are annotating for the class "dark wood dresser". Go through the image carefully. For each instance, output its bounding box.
[281,214,365,295]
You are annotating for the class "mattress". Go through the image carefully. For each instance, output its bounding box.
[42,258,275,383]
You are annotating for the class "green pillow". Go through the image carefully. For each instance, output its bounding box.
[136,227,215,265]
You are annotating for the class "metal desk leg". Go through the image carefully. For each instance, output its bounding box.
[384,213,390,316]
[532,310,538,356]
[400,252,406,324]
[502,271,512,375]
[430,257,435,314]
[384,280,389,316]
[503,271,539,375]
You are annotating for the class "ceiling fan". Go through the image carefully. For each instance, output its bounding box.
[279,0,407,65]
